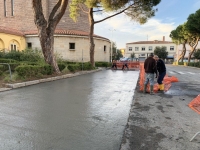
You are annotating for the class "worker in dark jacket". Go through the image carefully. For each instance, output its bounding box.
[154,55,166,91]
[143,53,157,94]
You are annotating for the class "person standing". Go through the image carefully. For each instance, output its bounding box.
[143,53,157,95]
[122,61,129,70]
[153,55,166,91]
[112,60,117,70]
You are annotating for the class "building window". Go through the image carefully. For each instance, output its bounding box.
[135,47,139,51]
[104,45,106,52]
[141,54,145,56]
[11,0,14,16]
[149,46,153,51]
[170,46,174,51]
[27,43,32,49]
[142,47,145,51]
[11,44,17,51]
[4,0,7,17]
[69,43,75,50]
[128,47,132,51]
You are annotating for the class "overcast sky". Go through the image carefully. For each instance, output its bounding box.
[94,0,200,48]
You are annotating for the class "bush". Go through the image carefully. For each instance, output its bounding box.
[187,62,200,68]
[79,62,94,70]
[15,64,53,78]
[42,64,54,75]
[0,58,17,63]
[67,64,81,72]
[2,49,43,62]
[188,62,195,66]
[95,62,112,67]
[58,63,66,71]
[178,62,184,65]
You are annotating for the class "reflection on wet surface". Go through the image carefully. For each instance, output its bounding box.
[0,70,139,150]
[164,82,200,98]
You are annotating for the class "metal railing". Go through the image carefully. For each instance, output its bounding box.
[0,63,12,80]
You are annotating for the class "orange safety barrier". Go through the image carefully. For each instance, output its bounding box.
[188,94,200,114]
[114,61,140,69]
[139,63,177,93]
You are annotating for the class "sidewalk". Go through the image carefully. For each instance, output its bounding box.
[120,82,200,150]
[0,68,103,92]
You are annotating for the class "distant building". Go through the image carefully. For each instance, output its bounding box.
[0,0,110,62]
[125,36,177,61]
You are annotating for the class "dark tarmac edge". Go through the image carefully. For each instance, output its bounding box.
[120,79,200,150]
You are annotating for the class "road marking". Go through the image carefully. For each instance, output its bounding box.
[187,72,195,75]
[168,71,176,74]
[178,71,185,74]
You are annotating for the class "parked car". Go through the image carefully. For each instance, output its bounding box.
[120,57,131,62]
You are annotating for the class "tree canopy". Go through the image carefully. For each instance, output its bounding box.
[193,49,200,60]
[154,46,168,60]
[185,9,200,63]
[70,0,161,24]
[169,23,189,62]
[69,0,161,66]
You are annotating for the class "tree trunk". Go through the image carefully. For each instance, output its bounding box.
[32,0,68,74]
[88,8,95,67]
[39,30,60,74]
[178,41,186,62]
[188,37,199,63]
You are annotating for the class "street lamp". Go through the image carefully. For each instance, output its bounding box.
[109,28,116,62]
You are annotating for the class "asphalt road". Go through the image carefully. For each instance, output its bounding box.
[166,64,200,97]
[0,69,139,150]
[120,64,200,150]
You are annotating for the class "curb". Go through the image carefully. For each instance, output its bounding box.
[0,68,103,92]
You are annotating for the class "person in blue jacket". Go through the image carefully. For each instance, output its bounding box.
[154,55,166,91]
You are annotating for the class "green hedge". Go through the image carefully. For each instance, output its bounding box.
[95,62,111,67]
[58,63,66,71]
[188,62,200,68]
[178,62,184,65]
[67,62,94,72]
[15,64,53,78]
[1,49,42,62]
[0,58,17,63]
[67,64,81,72]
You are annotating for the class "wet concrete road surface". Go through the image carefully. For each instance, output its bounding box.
[0,70,139,150]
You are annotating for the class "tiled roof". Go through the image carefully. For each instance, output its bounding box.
[24,29,109,40]
[0,26,24,36]
[127,40,173,44]
[0,26,109,41]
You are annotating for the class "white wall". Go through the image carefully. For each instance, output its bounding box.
[125,43,177,59]
[25,35,110,62]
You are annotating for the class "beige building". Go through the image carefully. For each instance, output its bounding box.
[125,36,177,61]
[0,0,110,62]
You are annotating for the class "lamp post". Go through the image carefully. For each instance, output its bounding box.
[109,28,116,62]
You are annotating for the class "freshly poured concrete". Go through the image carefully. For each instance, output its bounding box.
[0,70,139,150]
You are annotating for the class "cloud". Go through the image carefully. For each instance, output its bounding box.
[94,14,176,48]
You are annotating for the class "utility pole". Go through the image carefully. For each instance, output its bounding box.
[109,28,116,62]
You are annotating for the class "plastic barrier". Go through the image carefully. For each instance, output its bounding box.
[188,94,200,114]
[113,61,140,70]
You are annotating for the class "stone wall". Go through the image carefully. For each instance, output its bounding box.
[25,35,110,62]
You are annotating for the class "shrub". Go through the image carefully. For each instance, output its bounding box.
[0,58,17,63]
[188,62,195,66]
[178,62,184,65]
[58,63,66,71]
[95,62,112,67]
[41,64,54,75]
[2,49,43,62]
[15,64,53,78]
[67,64,81,72]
